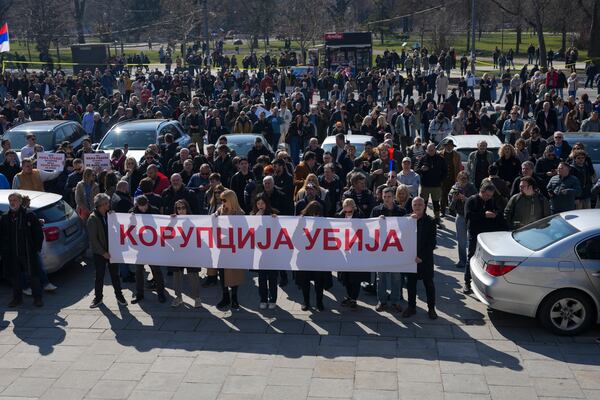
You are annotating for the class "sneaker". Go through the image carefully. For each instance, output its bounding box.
[33,298,43,307]
[402,306,416,318]
[375,302,386,312]
[22,288,32,296]
[463,283,472,295]
[44,282,58,291]
[116,295,128,306]
[268,302,277,310]
[89,298,103,308]
[8,298,22,308]
[349,300,358,310]
[428,308,438,320]
[131,295,144,304]
[301,303,310,311]
[231,301,240,310]
[194,298,203,308]
[171,296,183,307]
[259,302,268,310]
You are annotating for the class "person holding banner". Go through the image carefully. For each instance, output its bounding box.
[88,193,127,308]
[214,190,246,310]
[403,197,438,319]
[295,201,332,311]
[170,199,202,308]
[130,195,166,304]
[251,194,279,310]
[336,198,368,310]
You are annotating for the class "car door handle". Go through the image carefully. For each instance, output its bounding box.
[593,272,600,277]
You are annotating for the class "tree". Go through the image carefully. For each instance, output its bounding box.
[327,0,352,31]
[575,0,600,60]
[487,0,550,68]
[278,0,324,63]
[73,0,87,43]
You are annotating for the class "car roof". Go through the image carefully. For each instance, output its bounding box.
[8,120,73,133]
[111,119,168,131]
[563,132,600,142]
[321,134,373,144]
[560,209,600,232]
[444,135,502,148]
[0,190,62,209]
[221,133,265,141]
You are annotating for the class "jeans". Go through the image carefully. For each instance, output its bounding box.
[407,273,435,309]
[93,255,123,300]
[135,265,165,297]
[455,215,468,267]
[568,90,576,98]
[258,270,278,303]
[558,88,564,98]
[12,256,43,301]
[376,272,403,304]
[498,86,509,102]
[466,236,477,285]
[289,136,301,166]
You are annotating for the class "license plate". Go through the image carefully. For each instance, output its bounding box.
[64,224,78,237]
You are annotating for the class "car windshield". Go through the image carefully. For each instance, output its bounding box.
[35,200,74,223]
[512,215,579,251]
[4,130,54,151]
[99,129,156,150]
[322,142,366,154]
[226,140,256,157]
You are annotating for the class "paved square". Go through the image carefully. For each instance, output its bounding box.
[0,217,599,400]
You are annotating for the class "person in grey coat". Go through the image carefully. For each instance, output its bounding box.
[547,162,582,213]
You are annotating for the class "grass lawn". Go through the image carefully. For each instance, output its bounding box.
[1,31,573,69]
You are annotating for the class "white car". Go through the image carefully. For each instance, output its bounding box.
[437,134,502,168]
[321,134,375,155]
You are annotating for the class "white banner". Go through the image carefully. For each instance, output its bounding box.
[37,152,64,172]
[108,213,417,273]
[84,152,110,171]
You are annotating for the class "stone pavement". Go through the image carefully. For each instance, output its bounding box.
[0,215,599,400]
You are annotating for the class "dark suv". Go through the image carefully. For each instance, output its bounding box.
[4,120,88,157]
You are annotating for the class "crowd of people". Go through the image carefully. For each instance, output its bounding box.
[0,47,599,321]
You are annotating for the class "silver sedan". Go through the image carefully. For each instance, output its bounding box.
[471,209,600,335]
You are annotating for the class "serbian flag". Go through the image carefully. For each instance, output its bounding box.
[0,24,9,53]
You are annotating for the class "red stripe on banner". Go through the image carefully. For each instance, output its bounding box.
[0,23,8,36]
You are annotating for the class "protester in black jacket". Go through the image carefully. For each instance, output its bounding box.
[229,157,254,213]
[416,143,447,221]
[342,174,376,217]
[403,197,438,319]
[161,173,199,215]
[464,183,502,294]
[129,195,166,304]
[1,193,44,307]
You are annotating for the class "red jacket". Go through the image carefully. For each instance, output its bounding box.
[153,171,170,195]
[545,71,558,88]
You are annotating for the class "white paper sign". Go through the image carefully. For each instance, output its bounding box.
[37,152,65,172]
[84,152,110,171]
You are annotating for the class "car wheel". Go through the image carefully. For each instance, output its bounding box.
[538,290,594,336]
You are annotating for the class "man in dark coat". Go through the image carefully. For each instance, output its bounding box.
[464,183,502,294]
[161,173,199,215]
[129,195,166,304]
[403,197,438,319]
[1,192,44,307]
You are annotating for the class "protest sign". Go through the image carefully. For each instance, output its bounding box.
[84,152,110,171]
[108,213,417,273]
[37,152,65,172]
